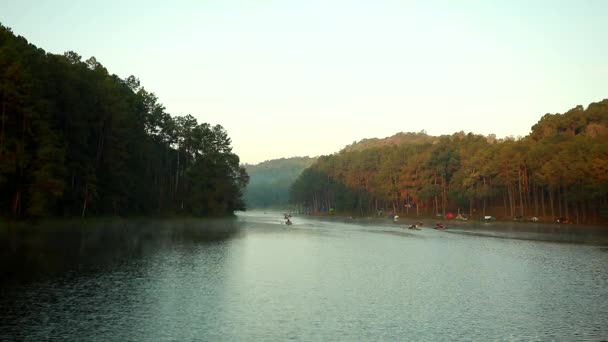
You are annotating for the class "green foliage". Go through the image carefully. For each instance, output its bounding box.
[0,24,247,218]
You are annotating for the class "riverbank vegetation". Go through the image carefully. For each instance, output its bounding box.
[0,24,248,218]
[290,101,608,224]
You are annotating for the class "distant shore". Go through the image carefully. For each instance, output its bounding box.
[281,211,608,228]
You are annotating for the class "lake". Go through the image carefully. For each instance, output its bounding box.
[1,212,607,341]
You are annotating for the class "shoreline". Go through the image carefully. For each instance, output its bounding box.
[287,211,608,229]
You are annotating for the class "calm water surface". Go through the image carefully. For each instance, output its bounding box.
[1,213,607,341]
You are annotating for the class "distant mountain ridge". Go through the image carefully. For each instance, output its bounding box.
[341,131,437,152]
[243,156,316,209]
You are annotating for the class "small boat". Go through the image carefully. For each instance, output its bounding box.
[434,223,447,230]
[406,221,423,230]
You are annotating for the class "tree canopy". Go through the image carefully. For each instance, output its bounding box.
[0,24,248,218]
[290,102,608,224]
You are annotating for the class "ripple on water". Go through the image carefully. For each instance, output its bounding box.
[1,215,607,341]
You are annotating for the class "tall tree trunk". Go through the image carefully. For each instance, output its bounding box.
[525,166,531,212]
[533,185,539,217]
[82,183,88,217]
[175,150,180,196]
[434,195,439,216]
[581,200,586,223]
[549,189,554,220]
[518,168,524,217]
[433,172,438,215]
[557,186,562,218]
[442,177,447,216]
[0,102,5,154]
[469,198,473,217]
[563,185,569,219]
[158,176,163,212]
[12,190,21,216]
[95,125,105,168]
[12,110,27,216]
[507,184,514,217]
[541,188,546,218]
[482,177,487,216]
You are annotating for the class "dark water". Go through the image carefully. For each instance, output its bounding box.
[1,213,607,341]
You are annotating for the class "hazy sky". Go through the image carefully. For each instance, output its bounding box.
[2,0,607,164]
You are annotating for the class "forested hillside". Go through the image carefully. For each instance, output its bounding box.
[0,24,248,218]
[341,131,437,153]
[244,157,315,209]
[290,102,608,224]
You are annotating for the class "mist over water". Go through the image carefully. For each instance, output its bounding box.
[1,213,607,341]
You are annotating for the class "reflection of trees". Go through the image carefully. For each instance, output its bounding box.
[0,219,240,287]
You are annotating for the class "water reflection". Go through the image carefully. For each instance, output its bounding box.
[442,221,608,245]
[0,218,240,341]
[1,213,607,341]
[0,218,241,287]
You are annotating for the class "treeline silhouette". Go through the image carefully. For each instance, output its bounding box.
[0,24,248,218]
[290,101,608,224]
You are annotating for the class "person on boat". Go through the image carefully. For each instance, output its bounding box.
[405,221,422,230]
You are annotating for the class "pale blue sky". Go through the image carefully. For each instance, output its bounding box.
[2,0,607,164]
